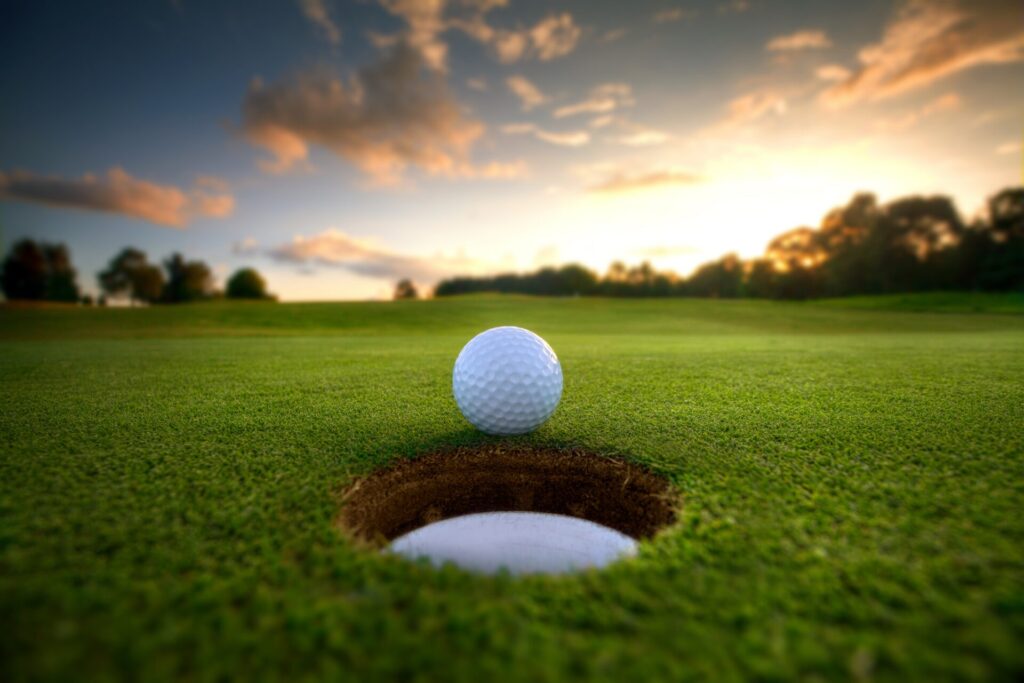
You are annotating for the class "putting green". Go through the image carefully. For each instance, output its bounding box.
[2,294,1023,681]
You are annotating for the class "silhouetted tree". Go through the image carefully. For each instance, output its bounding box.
[432,185,1024,300]
[816,193,880,296]
[744,259,778,298]
[0,239,80,302]
[978,187,1024,290]
[43,244,80,302]
[226,268,272,299]
[435,264,599,297]
[161,253,215,303]
[394,278,418,300]
[99,248,165,304]
[1,240,47,300]
[686,254,743,298]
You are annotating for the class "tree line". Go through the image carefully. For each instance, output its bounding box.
[435,186,1024,299]
[0,243,273,304]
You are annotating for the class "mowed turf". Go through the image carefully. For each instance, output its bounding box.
[2,295,1023,682]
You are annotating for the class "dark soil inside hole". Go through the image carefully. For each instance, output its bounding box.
[338,445,678,544]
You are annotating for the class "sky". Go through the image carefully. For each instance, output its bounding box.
[1,0,1021,301]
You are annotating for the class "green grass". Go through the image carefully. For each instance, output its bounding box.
[2,294,1023,681]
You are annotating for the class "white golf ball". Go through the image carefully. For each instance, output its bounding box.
[452,326,563,435]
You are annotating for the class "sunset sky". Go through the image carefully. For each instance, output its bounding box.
[1,0,1021,300]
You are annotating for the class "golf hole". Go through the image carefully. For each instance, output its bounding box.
[338,445,677,575]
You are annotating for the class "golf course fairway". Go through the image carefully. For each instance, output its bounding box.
[2,294,1023,681]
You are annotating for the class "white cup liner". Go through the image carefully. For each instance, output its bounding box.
[389,511,638,575]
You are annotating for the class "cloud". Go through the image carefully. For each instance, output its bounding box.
[995,141,1021,155]
[452,11,582,63]
[717,91,787,128]
[820,0,1024,108]
[600,28,627,43]
[766,29,831,51]
[653,8,694,24]
[612,126,671,146]
[492,31,528,62]
[501,123,590,147]
[466,159,529,178]
[587,168,703,194]
[815,64,851,81]
[269,228,477,282]
[506,75,547,110]
[535,130,589,147]
[555,83,634,118]
[239,42,494,185]
[0,167,234,228]
[528,13,582,61]
[874,92,961,132]
[466,76,488,91]
[299,0,341,45]
[500,123,536,134]
[378,0,449,71]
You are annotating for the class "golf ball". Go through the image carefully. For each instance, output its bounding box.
[453,326,563,435]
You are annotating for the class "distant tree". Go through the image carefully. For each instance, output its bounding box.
[0,239,80,302]
[1,239,47,300]
[226,268,273,299]
[686,254,743,298]
[977,187,1024,290]
[80,294,94,306]
[555,264,599,296]
[133,264,166,302]
[161,253,215,303]
[43,244,80,302]
[744,259,778,298]
[427,184,1024,300]
[816,193,880,296]
[435,264,600,298]
[99,248,166,304]
[394,278,418,300]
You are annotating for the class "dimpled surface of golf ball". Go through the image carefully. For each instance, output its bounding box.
[453,326,563,435]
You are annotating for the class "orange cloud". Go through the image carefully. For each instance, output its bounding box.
[588,168,703,194]
[451,11,582,63]
[612,126,671,146]
[555,83,634,118]
[766,29,831,51]
[506,75,547,110]
[995,141,1021,155]
[270,228,480,281]
[240,43,498,185]
[299,0,341,45]
[815,64,851,81]
[0,167,234,228]
[502,123,590,147]
[528,13,582,61]
[821,0,1024,108]
[874,92,961,132]
[717,91,787,129]
[379,0,449,71]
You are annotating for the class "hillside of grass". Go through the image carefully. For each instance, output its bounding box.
[2,296,1023,681]
[2,291,1023,340]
